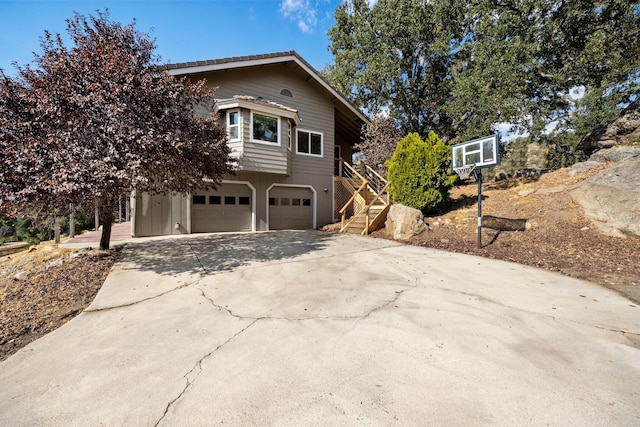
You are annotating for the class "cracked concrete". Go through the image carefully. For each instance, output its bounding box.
[1,231,639,426]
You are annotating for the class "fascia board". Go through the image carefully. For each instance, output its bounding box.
[168,54,369,125]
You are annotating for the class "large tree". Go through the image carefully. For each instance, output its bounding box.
[447,0,640,142]
[327,0,639,145]
[327,0,466,141]
[0,11,233,249]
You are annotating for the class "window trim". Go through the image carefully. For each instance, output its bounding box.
[250,111,281,145]
[226,110,241,142]
[296,129,323,157]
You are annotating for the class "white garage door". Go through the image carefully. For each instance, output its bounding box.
[269,186,313,230]
[191,184,252,232]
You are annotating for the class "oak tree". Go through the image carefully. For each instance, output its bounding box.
[328,0,639,146]
[0,11,233,249]
[447,0,640,143]
[327,0,465,141]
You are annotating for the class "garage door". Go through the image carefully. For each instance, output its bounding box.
[191,184,252,232]
[269,186,313,230]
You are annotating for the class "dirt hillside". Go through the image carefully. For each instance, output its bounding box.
[0,244,117,361]
[373,164,640,305]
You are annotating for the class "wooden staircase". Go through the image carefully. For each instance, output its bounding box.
[336,160,390,235]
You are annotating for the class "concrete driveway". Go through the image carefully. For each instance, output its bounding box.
[1,231,639,426]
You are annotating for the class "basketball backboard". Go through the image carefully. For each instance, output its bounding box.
[451,134,501,171]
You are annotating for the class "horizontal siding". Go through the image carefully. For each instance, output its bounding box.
[224,103,288,174]
[198,65,335,178]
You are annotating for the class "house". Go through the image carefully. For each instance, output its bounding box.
[131,51,389,236]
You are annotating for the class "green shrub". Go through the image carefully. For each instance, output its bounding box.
[386,131,457,213]
[15,217,51,245]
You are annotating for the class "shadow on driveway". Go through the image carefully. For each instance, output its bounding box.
[120,230,334,277]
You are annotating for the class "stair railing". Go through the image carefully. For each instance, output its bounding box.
[337,160,391,234]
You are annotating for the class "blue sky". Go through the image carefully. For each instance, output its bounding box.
[0,0,351,75]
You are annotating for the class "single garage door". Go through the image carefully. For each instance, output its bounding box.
[191,184,252,232]
[269,186,313,230]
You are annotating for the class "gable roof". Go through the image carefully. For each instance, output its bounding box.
[162,51,368,125]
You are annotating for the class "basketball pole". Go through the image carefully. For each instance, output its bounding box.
[477,169,483,249]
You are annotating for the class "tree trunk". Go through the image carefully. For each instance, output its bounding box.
[99,209,114,250]
[69,204,75,238]
[54,216,61,244]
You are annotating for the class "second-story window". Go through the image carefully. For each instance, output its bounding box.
[297,130,323,157]
[227,110,240,141]
[251,112,280,144]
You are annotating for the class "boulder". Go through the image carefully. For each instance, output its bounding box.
[577,108,640,155]
[385,204,428,240]
[570,153,640,237]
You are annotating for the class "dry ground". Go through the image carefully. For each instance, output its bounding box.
[2,164,638,361]
[0,245,117,361]
[371,165,640,305]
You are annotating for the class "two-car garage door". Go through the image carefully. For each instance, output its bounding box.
[191,184,253,233]
[191,183,314,232]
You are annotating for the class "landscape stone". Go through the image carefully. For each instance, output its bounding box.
[385,204,428,240]
[536,185,566,195]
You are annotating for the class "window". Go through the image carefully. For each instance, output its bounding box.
[297,130,322,156]
[286,121,292,150]
[280,198,290,206]
[251,112,279,144]
[193,195,205,205]
[209,195,221,205]
[227,110,240,141]
[239,196,250,205]
[224,196,236,205]
[269,197,278,206]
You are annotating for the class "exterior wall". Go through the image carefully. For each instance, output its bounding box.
[133,61,359,236]
[133,192,189,237]
[198,64,336,228]
[335,130,354,167]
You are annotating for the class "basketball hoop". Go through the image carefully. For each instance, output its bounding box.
[451,135,500,249]
[453,164,477,180]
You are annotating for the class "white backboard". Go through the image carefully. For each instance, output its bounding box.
[451,135,501,170]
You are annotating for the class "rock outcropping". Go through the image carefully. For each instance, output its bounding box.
[577,108,640,155]
[570,146,640,238]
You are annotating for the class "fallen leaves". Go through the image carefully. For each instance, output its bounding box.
[0,246,117,361]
